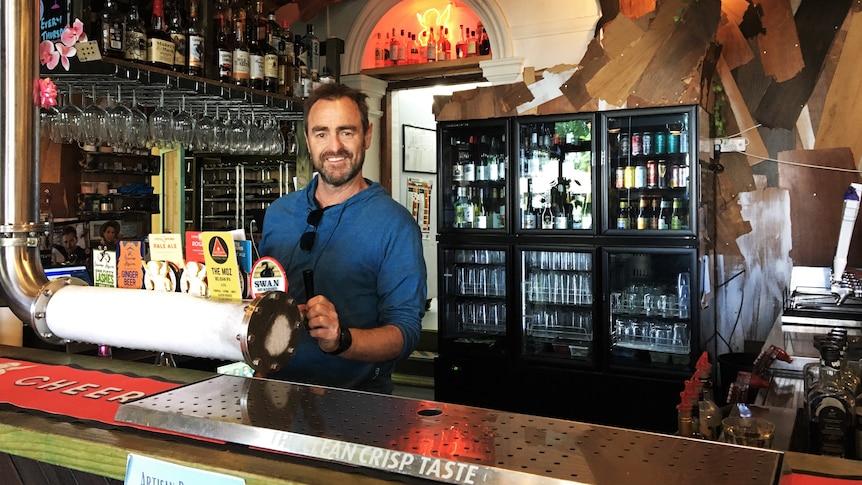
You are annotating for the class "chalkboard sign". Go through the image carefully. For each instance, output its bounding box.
[40,0,72,43]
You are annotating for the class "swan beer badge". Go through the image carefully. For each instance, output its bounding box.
[250,256,286,298]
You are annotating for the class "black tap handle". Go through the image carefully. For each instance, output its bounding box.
[303,269,315,301]
[302,269,314,332]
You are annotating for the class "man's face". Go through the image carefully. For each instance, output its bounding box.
[305,97,373,187]
[62,233,77,253]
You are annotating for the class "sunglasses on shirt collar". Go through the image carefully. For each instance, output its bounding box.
[300,206,330,251]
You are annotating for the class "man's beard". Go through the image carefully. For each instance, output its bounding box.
[314,149,364,187]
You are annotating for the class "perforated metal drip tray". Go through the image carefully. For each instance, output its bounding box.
[115,375,783,485]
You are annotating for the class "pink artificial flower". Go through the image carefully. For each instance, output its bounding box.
[55,42,76,71]
[60,18,88,47]
[37,78,58,109]
[40,40,60,70]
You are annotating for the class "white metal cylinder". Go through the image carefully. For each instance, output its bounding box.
[44,285,248,361]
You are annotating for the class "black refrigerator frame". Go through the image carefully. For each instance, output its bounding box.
[434,106,709,433]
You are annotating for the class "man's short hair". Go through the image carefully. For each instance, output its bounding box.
[303,83,370,135]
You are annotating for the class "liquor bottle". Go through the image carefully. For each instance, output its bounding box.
[99,0,125,58]
[231,2,250,87]
[617,199,630,230]
[262,10,279,92]
[248,3,264,90]
[186,0,205,76]
[455,25,467,59]
[670,198,684,230]
[440,26,451,60]
[267,11,281,53]
[426,28,437,62]
[808,346,855,457]
[281,20,294,64]
[466,30,478,57]
[657,199,671,230]
[554,192,568,229]
[636,196,648,230]
[462,153,475,182]
[374,32,385,68]
[695,353,722,440]
[215,10,232,82]
[147,0,175,70]
[302,23,320,81]
[388,28,399,66]
[479,27,491,55]
[124,0,147,63]
[408,33,419,64]
[167,0,186,72]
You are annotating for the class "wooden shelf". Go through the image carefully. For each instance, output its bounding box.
[360,55,490,82]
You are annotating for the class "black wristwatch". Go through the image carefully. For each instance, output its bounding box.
[326,326,352,355]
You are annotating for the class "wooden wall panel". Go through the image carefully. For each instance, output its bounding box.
[776,147,862,268]
[814,10,862,169]
[753,0,853,129]
[716,15,754,71]
[755,0,803,83]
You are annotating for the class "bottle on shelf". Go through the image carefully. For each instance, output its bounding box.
[408,33,419,64]
[479,27,491,56]
[453,186,473,229]
[99,0,125,59]
[215,7,232,83]
[670,198,684,230]
[554,192,569,230]
[658,198,671,230]
[248,2,265,90]
[231,1,250,87]
[540,196,554,229]
[374,32,385,68]
[474,188,488,229]
[302,23,320,81]
[147,0,176,70]
[167,0,187,72]
[617,199,630,230]
[186,0,205,77]
[649,196,660,229]
[523,179,536,229]
[388,28,399,66]
[807,345,855,458]
[398,29,408,64]
[466,30,478,57]
[440,26,451,60]
[426,28,437,62]
[455,25,467,59]
[266,11,281,53]
[124,0,147,63]
[262,10,279,93]
[636,196,648,230]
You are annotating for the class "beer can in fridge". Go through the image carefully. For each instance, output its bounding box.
[631,133,642,156]
[655,131,667,154]
[642,132,652,155]
[646,160,657,187]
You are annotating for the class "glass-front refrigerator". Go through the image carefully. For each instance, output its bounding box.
[515,115,595,233]
[602,106,706,236]
[520,247,595,364]
[438,119,510,233]
[604,248,698,376]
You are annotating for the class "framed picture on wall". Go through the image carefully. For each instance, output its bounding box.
[402,124,436,174]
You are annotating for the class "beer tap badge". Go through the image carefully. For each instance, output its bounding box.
[250,256,287,298]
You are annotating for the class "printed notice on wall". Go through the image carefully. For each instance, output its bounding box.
[408,177,433,239]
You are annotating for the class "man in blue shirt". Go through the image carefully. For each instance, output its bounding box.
[259,83,427,394]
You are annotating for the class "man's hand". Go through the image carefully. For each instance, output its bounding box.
[302,294,341,353]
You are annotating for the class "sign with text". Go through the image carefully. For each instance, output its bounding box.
[124,454,244,485]
[148,233,184,266]
[92,248,117,288]
[202,232,242,301]
[185,231,205,263]
[117,241,144,289]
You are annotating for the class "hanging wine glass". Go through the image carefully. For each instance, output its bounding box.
[106,86,133,152]
[148,90,174,149]
[173,95,196,150]
[129,90,150,152]
[56,87,83,144]
[194,100,216,152]
[80,85,109,152]
[228,108,250,155]
[41,104,60,144]
[212,105,230,154]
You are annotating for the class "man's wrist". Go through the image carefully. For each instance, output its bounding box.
[325,326,352,355]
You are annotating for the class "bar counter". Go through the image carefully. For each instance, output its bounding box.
[0,344,860,485]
